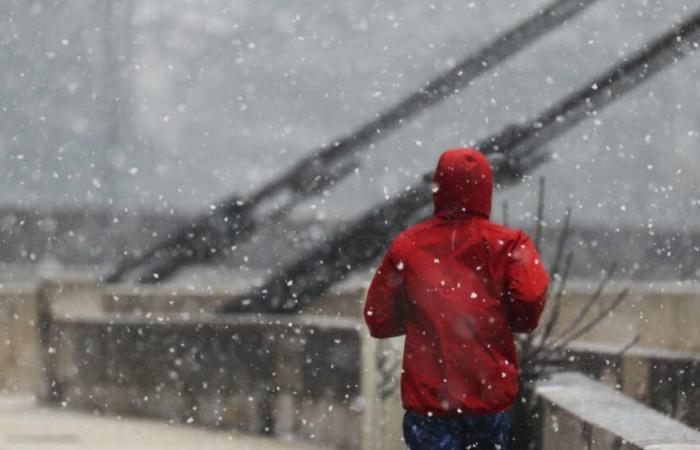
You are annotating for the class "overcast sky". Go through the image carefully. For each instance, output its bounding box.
[1,0,698,229]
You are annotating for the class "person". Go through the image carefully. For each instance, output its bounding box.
[363,148,549,450]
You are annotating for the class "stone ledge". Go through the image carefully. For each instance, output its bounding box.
[537,372,700,449]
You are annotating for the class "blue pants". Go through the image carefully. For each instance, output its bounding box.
[403,409,512,450]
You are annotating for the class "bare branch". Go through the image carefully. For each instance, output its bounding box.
[549,206,572,279]
[524,252,572,361]
[616,334,641,357]
[554,262,619,340]
[551,288,630,352]
[534,177,545,249]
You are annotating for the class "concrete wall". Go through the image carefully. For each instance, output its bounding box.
[536,372,700,449]
[102,280,700,351]
[560,342,700,430]
[101,283,368,319]
[3,279,700,449]
[553,281,700,352]
[0,283,39,393]
[50,314,368,449]
[35,280,404,450]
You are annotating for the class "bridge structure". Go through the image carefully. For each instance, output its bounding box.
[2,2,700,450]
[106,0,602,285]
[102,3,700,318]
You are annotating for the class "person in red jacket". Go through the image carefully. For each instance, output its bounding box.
[364,148,549,450]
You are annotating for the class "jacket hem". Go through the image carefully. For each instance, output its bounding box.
[403,402,514,417]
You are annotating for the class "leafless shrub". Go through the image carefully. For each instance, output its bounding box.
[508,177,634,449]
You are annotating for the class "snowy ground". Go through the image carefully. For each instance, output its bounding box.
[0,396,318,450]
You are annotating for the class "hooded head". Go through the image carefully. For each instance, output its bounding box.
[432,148,493,219]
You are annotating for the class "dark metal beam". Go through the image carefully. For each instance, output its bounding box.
[106,0,600,283]
[221,10,700,313]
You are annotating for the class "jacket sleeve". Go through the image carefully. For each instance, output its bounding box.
[363,242,406,339]
[504,231,549,333]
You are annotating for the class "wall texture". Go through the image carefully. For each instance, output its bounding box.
[537,372,700,449]
[2,280,700,449]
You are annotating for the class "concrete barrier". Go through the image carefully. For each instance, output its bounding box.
[0,283,39,393]
[553,281,700,352]
[103,280,700,352]
[101,283,369,318]
[33,279,404,450]
[562,342,700,429]
[536,372,700,450]
[48,317,408,450]
[51,313,368,448]
[3,279,700,449]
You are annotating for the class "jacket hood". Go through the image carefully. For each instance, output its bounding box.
[433,148,493,219]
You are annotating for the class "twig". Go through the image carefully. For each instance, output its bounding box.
[551,288,629,352]
[554,262,618,340]
[534,177,545,249]
[549,207,571,279]
[524,252,572,362]
[616,334,641,357]
[520,206,570,357]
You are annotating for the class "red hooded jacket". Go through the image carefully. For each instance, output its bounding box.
[364,148,549,416]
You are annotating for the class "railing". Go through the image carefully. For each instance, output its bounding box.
[3,279,700,449]
[536,372,700,449]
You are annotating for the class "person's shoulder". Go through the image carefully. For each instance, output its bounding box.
[480,220,528,246]
[399,216,439,240]
[481,220,519,236]
[388,217,437,251]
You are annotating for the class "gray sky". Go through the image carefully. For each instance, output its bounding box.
[1,0,698,228]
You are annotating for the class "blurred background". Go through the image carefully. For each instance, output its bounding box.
[1,0,698,285]
[1,0,700,449]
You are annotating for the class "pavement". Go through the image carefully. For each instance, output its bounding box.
[0,396,318,450]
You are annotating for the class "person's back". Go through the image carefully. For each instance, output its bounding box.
[364,148,549,449]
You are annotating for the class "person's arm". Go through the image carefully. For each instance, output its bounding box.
[363,243,406,338]
[504,231,549,333]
